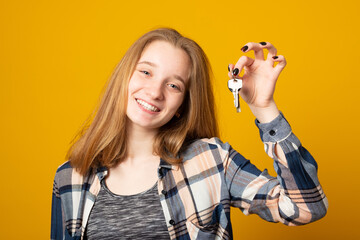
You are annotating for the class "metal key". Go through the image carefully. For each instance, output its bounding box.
[227,77,242,112]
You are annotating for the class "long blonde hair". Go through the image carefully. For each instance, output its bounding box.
[67,28,219,175]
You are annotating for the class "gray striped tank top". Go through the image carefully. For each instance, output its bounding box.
[85,179,170,239]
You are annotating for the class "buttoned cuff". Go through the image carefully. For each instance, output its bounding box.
[255,111,292,143]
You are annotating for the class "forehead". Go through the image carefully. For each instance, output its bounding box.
[139,41,191,81]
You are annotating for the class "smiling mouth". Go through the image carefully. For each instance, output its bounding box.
[136,99,160,112]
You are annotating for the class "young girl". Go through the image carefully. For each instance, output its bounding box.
[51,28,328,240]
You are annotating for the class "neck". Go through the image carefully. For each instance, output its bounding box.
[125,123,159,165]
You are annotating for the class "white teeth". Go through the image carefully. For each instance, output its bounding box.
[136,99,159,112]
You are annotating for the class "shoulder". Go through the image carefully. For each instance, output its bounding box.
[53,161,94,189]
[185,137,231,152]
[181,137,232,163]
[53,161,73,185]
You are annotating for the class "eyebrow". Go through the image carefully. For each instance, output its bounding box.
[138,61,156,67]
[137,61,186,84]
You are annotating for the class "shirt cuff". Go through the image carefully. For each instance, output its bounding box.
[255,111,292,143]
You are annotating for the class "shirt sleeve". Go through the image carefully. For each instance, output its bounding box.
[226,112,328,226]
[51,172,64,240]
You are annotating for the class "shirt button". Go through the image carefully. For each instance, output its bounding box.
[169,219,175,225]
[161,190,167,195]
[269,130,276,136]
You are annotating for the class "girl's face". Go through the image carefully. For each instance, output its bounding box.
[126,40,191,131]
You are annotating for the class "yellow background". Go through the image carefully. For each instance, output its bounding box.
[1,0,359,238]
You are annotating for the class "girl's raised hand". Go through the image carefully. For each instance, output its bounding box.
[228,42,287,122]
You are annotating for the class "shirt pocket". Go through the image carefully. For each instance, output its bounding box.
[186,220,219,240]
[185,203,226,240]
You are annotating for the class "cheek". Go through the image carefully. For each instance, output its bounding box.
[127,80,138,107]
[173,95,185,109]
[128,76,140,95]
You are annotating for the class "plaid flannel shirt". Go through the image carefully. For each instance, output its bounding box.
[51,113,328,239]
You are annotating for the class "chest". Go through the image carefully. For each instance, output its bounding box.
[105,162,159,195]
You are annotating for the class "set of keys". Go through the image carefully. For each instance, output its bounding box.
[227,73,242,112]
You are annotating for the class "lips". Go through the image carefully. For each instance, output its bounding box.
[135,98,160,112]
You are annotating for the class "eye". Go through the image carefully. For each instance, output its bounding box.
[138,69,151,76]
[168,83,180,90]
[141,71,150,76]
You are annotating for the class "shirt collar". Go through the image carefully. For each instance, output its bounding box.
[159,158,179,170]
[95,166,108,181]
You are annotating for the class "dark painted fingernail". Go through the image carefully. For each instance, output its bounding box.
[232,68,239,76]
[272,56,278,59]
[228,65,230,72]
[259,42,267,46]
[241,45,248,52]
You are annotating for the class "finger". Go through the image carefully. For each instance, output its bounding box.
[233,56,255,77]
[228,63,235,78]
[260,42,277,61]
[241,42,265,60]
[272,55,287,75]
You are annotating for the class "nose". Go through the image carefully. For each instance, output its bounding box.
[146,80,164,100]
